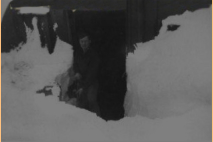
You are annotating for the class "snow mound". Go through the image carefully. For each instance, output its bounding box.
[125,6,212,119]
[107,105,211,142]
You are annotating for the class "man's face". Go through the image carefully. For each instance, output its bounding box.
[79,36,91,52]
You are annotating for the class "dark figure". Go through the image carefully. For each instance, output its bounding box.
[72,32,100,116]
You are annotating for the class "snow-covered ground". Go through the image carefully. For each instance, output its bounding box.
[2,2,212,142]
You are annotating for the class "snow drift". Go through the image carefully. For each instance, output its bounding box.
[125,6,212,119]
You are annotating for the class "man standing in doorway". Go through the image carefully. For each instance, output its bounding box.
[72,31,100,116]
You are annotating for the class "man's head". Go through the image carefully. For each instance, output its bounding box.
[78,32,91,52]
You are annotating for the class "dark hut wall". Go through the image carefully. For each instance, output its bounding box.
[50,10,71,44]
[1,9,71,53]
[3,0,211,52]
[2,0,126,52]
[126,0,211,52]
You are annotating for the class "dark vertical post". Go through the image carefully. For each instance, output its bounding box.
[126,0,145,53]
[143,0,158,41]
[63,10,72,44]
[68,10,80,51]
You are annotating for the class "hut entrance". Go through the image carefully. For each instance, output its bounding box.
[68,10,127,120]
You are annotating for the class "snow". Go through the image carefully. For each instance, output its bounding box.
[17,7,50,15]
[124,5,211,141]
[2,5,212,142]
[125,6,212,119]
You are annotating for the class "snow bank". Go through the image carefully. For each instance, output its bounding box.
[123,6,212,142]
[125,6,212,119]
[107,105,211,142]
[2,18,73,91]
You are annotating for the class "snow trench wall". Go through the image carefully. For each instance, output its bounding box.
[124,6,212,119]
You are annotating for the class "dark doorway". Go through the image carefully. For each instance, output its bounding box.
[68,10,127,120]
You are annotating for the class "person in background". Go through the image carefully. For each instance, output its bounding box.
[72,31,100,116]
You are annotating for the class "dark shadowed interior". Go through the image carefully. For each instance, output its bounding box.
[68,10,127,120]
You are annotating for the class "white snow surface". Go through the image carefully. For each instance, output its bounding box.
[125,6,212,119]
[2,6,212,142]
[18,7,50,14]
[124,5,212,140]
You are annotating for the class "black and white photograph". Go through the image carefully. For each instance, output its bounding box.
[1,0,212,141]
